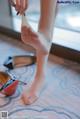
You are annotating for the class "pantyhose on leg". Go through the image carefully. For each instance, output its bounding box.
[9,0,57,105]
[21,0,57,105]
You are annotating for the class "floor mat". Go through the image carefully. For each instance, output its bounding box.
[0,34,80,119]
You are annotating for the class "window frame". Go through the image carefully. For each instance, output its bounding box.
[0,1,80,63]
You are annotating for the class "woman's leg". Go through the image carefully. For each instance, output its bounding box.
[21,0,57,104]
[21,51,48,104]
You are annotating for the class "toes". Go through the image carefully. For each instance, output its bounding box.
[21,93,38,105]
[21,94,31,105]
[21,26,30,37]
[21,26,37,38]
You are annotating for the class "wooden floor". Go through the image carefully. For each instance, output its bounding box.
[0,34,80,119]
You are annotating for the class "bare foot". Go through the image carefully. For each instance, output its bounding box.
[21,75,45,105]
